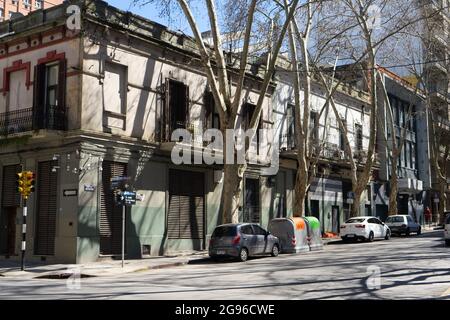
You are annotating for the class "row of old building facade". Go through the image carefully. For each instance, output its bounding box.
[0,0,448,263]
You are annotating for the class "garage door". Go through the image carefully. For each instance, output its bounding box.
[168,170,204,239]
[100,161,127,255]
[35,161,58,256]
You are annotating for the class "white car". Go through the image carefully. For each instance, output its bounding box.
[340,216,391,242]
[445,212,450,247]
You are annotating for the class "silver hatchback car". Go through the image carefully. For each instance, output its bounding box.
[209,223,280,262]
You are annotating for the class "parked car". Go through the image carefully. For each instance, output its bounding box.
[209,223,280,262]
[340,216,391,242]
[385,215,421,236]
[444,212,450,246]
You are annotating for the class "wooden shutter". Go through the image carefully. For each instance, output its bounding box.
[58,59,67,110]
[100,161,127,255]
[168,170,204,240]
[32,64,46,130]
[35,161,58,256]
[164,78,170,141]
[1,164,22,208]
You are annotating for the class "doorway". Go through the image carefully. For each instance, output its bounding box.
[310,200,320,220]
[244,178,260,223]
[332,206,340,234]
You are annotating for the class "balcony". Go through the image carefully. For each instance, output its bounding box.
[398,178,423,194]
[429,89,449,104]
[0,106,66,136]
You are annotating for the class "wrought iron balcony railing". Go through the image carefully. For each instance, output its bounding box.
[0,105,66,136]
[0,108,33,136]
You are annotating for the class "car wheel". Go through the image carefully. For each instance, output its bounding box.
[367,232,374,242]
[385,230,391,240]
[238,248,248,262]
[417,227,422,235]
[405,228,411,237]
[445,240,450,247]
[271,244,279,257]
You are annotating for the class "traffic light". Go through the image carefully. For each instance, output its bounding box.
[16,172,25,195]
[16,171,36,200]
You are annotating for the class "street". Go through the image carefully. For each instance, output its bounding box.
[0,231,449,300]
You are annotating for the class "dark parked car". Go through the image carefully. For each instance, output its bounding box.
[209,223,280,262]
[385,215,421,236]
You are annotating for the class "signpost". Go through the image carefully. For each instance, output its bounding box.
[111,177,136,268]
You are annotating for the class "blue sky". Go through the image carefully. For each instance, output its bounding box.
[105,0,209,35]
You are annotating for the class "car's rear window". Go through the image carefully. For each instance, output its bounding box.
[212,226,237,237]
[345,218,366,224]
[385,216,404,223]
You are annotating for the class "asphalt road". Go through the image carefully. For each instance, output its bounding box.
[0,231,449,300]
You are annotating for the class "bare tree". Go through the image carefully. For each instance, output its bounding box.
[134,0,301,223]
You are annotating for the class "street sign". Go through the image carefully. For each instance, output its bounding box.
[63,189,78,197]
[347,192,355,199]
[346,199,354,204]
[123,191,136,206]
[434,198,440,203]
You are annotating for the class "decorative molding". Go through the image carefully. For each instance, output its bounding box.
[2,60,32,96]
[38,50,66,65]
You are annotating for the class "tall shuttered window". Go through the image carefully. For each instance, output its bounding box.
[168,170,204,240]
[100,161,127,255]
[35,161,58,256]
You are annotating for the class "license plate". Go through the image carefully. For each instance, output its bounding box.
[215,250,226,255]
[347,234,355,238]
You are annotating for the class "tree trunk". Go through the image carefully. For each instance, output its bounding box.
[389,154,399,216]
[439,183,447,225]
[221,164,243,224]
[293,166,308,217]
[351,191,362,217]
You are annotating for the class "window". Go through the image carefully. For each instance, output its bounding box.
[242,102,262,150]
[345,218,366,224]
[104,62,127,115]
[411,143,417,170]
[405,141,411,168]
[340,119,347,151]
[240,225,254,235]
[35,0,42,9]
[252,225,267,236]
[204,90,220,131]
[212,226,236,238]
[286,103,295,149]
[406,216,413,223]
[355,124,363,151]
[33,59,66,130]
[309,111,318,142]
[386,216,404,223]
[167,79,189,131]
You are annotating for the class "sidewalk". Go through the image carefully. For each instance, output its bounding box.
[0,251,209,279]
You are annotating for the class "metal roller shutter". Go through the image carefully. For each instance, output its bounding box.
[168,170,204,240]
[100,161,127,255]
[2,164,21,208]
[35,161,58,256]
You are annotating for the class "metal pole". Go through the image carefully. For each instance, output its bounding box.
[21,199,27,271]
[122,204,125,268]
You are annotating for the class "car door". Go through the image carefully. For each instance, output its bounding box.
[406,216,417,232]
[374,218,386,238]
[252,224,269,254]
[240,225,257,255]
[368,218,381,238]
